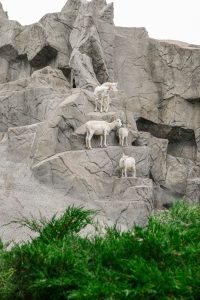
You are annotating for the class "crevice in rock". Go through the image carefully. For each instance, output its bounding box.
[92,57,108,84]
[60,67,72,86]
[8,55,31,82]
[153,184,184,209]
[30,45,57,68]
[0,44,18,61]
[185,98,200,103]
[73,78,76,88]
[167,140,197,160]
[79,36,109,84]
[18,54,28,60]
[136,117,197,160]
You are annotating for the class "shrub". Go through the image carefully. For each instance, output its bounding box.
[0,239,15,300]
[1,202,200,299]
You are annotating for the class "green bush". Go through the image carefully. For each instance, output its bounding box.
[1,202,200,299]
[0,239,15,300]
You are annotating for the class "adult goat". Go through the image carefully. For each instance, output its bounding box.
[94,82,118,113]
[85,118,122,149]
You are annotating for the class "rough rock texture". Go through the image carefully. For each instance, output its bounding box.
[0,0,199,242]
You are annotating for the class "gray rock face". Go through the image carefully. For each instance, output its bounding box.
[32,146,150,198]
[0,66,70,132]
[0,0,199,242]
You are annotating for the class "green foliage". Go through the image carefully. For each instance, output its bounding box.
[0,239,15,300]
[1,202,200,299]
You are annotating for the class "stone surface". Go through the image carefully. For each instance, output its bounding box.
[32,146,150,199]
[184,178,200,203]
[135,131,168,184]
[0,0,199,242]
[165,155,200,196]
[0,67,71,132]
[95,177,153,227]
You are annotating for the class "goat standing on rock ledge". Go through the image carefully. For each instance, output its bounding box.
[94,82,118,113]
[85,119,122,149]
[118,126,131,147]
[119,153,136,178]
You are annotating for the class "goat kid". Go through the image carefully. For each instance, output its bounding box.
[118,127,129,146]
[119,153,136,178]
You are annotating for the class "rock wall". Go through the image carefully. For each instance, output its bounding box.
[0,0,199,242]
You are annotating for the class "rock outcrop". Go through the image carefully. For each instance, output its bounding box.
[0,0,199,242]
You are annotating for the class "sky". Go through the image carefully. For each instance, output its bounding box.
[1,0,200,45]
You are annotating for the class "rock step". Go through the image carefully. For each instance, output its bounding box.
[5,120,139,164]
[72,113,139,151]
[33,146,150,177]
[32,146,151,202]
[94,177,154,227]
[95,200,152,228]
[75,112,124,137]
[70,131,138,151]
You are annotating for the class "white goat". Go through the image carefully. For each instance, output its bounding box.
[85,119,122,149]
[119,153,136,178]
[118,127,129,146]
[95,88,110,113]
[94,82,118,113]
